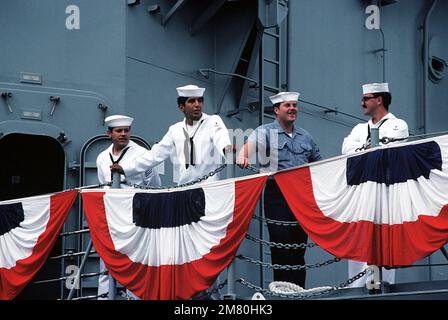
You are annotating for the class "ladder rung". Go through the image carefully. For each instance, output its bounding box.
[263,30,279,39]
[263,58,279,65]
[264,85,280,93]
[263,113,276,120]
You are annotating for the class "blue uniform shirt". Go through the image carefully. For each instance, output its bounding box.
[248,119,321,171]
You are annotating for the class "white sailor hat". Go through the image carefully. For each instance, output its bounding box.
[105,115,133,128]
[176,85,205,97]
[269,92,300,105]
[362,83,389,94]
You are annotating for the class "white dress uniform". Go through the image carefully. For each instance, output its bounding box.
[96,140,161,299]
[342,112,409,288]
[122,113,231,185]
[97,140,161,188]
[342,112,409,154]
[120,111,230,300]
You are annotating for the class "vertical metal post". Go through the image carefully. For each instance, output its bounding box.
[370,127,380,147]
[67,240,93,300]
[225,156,237,299]
[226,261,235,297]
[368,127,382,291]
[108,171,120,300]
[258,25,266,290]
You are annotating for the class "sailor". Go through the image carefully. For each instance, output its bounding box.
[112,85,232,186]
[96,114,161,299]
[97,115,161,188]
[111,85,232,299]
[342,82,409,154]
[236,91,321,288]
[342,83,409,287]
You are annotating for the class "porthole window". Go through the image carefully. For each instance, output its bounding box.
[429,56,447,82]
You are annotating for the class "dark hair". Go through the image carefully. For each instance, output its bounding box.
[177,97,188,106]
[108,126,131,131]
[272,102,281,109]
[373,92,392,110]
[177,96,205,106]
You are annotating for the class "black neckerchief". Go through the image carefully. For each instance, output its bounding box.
[182,119,204,169]
[109,146,130,181]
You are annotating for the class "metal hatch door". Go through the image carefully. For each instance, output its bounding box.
[0,133,65,201]
[0,131,66,300]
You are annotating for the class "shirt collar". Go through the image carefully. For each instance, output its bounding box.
[368,112,396,127]
[108,140,133,156]
[273,119,302,135]
[183,113,208,128]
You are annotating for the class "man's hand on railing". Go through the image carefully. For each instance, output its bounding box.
[236,153,250,169]
[110,164,124,174]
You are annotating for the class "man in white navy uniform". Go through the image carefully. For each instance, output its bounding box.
[111,85,232,299]
[112,85,232,186]
[342,83,408,154]
[96,114,161,299]
[342,83,409,288]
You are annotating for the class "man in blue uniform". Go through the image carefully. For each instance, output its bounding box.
[236,91,321,288]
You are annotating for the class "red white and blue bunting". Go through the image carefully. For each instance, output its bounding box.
[81,175,267,300]
[275,135,448,267]
[1,135,448,299]
[0,190,78,300]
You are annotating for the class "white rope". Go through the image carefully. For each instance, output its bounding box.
[268,281,333,295]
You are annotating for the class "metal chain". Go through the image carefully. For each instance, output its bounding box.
[236,254,340,271]
[217,280,228,291]
[123,164,227,190]
[193,280,228,299]
[245,234,317,250]
[355,135,410,152]
[78,183,111,189]
[246,165,260,173]
[252,214,300,226]
[236,269,368,299]
[80,164,260,190]
[34,270,108,285]
[355,141,370,152]
[379,136,408,144]
[69,293,108,301]
[59,229,90,237]
[340,269,369,288]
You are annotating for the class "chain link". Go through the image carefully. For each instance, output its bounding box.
[252,214,300,226]
[245,234,317,250]
[236,254,340,271]
[354,135,409,152]
[379,136,408,144]
[78,183,111,189]
[69,293,109,301]
[246,165,260,173]
[123,164,227,190]
[355,142,370,152]
[192,280,228,300]
[91,163,259,190]
[236,269,368,299]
